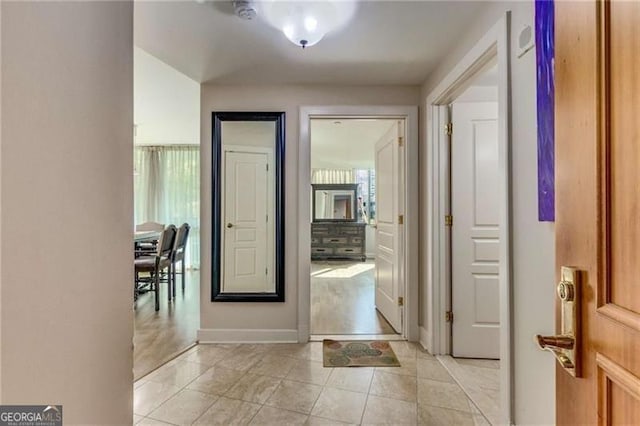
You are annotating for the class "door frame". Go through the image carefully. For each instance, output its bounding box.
[298,106,419,342]
[425,13,513,423]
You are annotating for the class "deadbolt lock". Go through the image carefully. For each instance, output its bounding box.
[557,281,575,302]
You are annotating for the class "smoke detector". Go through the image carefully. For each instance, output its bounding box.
[233,0,257,20]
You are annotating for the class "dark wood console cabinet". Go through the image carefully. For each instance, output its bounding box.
[311,222,366,261]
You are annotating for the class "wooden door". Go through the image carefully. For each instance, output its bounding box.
[556,1,640,423]
[451,102,500,359]
[223,150,270,292]
[375,121,403,332]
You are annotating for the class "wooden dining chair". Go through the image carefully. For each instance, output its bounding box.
[171,223,191,298]
[135,224,177,311]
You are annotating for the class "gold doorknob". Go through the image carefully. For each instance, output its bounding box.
[226,223,233,228]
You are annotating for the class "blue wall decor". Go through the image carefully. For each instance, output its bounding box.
[535,0,555,222]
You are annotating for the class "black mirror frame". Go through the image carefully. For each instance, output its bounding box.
[311,183,359,223]
[211,111,285,302]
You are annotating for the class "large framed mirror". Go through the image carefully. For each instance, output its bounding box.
[312,184,358,222]
[211,111,285,302]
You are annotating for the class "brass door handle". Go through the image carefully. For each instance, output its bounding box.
[227,223,233,228]
[536,335,575,351]
[535,266,581,377]
[536,335,576,369]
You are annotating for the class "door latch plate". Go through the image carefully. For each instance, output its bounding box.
[536,266,581,377]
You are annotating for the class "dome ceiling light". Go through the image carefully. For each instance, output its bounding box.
[259,1,357,49]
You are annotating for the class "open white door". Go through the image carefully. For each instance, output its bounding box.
[223,150,271,292]
[451,102,500,358]
[374,121,403,333]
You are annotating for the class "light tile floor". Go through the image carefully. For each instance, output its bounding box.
[134,341,492,425]
[438,356,500,425]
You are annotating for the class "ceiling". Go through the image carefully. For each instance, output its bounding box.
[311,118,396,169]
[134,1,487,85]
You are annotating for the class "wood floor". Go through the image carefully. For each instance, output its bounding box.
[310,260,396,335]
[134,270,199,380]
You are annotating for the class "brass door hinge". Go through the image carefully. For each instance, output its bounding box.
[398,297,404,306]
[398,215,404,225]
[445,122,453,136]
[445,311,454,322]
[398,136,404,147]
[445,215,453,227]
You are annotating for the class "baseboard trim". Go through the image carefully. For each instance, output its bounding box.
[419,326,434,354]
[298,323,310,343]
[197,328,299,343]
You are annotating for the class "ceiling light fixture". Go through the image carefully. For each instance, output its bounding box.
[260,1,357,49]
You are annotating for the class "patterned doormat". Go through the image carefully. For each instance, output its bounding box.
[322,340,401,367]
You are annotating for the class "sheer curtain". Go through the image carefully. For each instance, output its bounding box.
[311,169,355,184]
[134,145,200,268]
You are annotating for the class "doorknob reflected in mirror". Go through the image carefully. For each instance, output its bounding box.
[535,266,581,377]
[226,223,233,228]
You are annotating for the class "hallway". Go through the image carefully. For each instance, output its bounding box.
[134,342,490,425]
[310,261,396,335]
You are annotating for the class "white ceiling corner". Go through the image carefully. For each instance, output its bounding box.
[134,1,487,85]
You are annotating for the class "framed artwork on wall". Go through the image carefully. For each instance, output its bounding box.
[535,0,555,222]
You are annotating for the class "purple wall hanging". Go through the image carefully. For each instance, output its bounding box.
[535,0,555,222]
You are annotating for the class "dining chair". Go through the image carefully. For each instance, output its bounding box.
[171,223,191,298]
[134,224,177,311]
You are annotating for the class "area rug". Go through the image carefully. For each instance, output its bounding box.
[323,340,401,367]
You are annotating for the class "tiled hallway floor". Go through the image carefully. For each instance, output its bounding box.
[134,342,491,425]
[438,357,500,425]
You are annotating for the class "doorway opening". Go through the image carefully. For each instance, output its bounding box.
[132,47,201,380]
[309,118,402,338]
[299,106,420,344]
[443,60,502,424]
[425,13,511,425]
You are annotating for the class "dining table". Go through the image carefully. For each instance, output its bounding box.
[134,230,161,244]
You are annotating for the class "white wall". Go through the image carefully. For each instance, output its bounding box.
[421,2,556,424]
[199,85,419,341]
[134,46,200,145]
[456,85,498,103]
[1,2,133,423]
[222,121,275,148]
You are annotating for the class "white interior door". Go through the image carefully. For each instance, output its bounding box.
[375,121,403,333]
[451,101,500,358]
[223,150,270,292]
